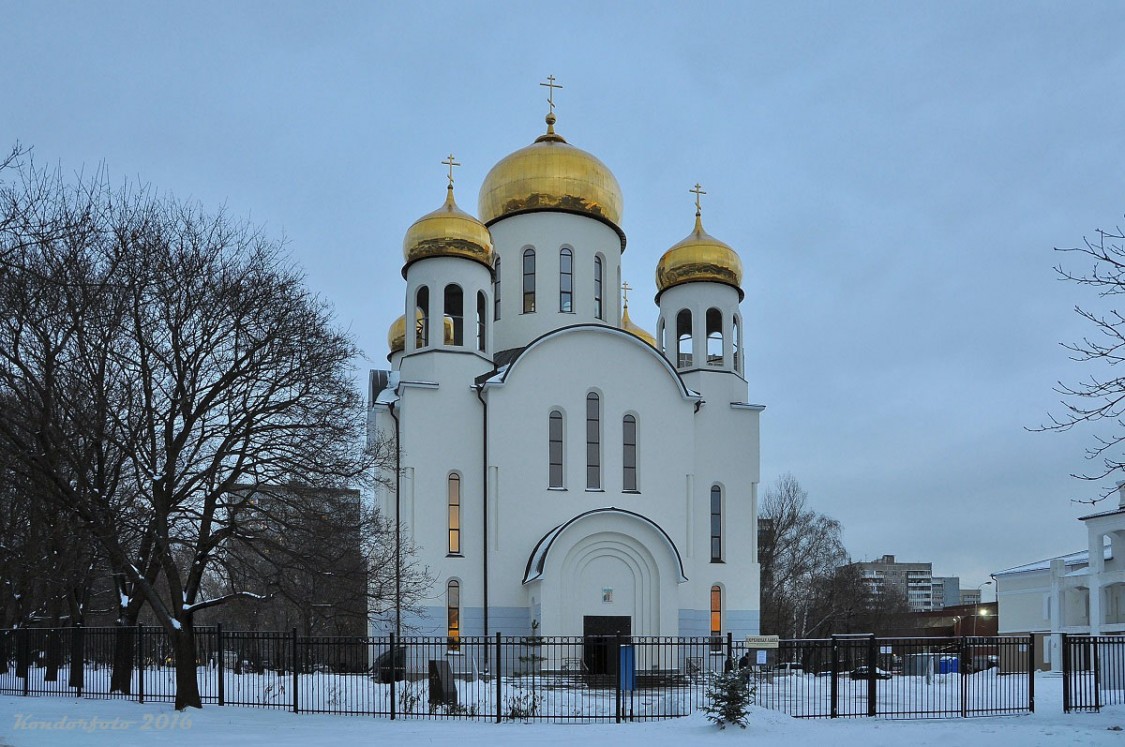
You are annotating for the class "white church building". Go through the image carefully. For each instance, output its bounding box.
[367,97,763,646]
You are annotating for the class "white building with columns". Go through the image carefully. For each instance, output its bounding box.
[367,103,763,650]
[994,483,1125,670]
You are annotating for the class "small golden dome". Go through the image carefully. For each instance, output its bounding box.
[620,303,656,347]
[402,185,493,273]
[478,114,625,248]
[655,214,744,300]
[388,310,457,354]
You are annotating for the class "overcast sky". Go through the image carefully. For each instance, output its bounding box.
[6,2,1125,600]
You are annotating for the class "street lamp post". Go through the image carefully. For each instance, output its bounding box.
[972,581,993,636]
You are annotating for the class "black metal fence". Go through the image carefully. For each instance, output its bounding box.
[0,627,1036,721]
[1062,634,1125,713]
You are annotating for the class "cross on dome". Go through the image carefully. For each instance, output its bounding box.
[621,280,633,309]
[690,183,707,217]
[442,153,460,189]
[540,74,563,115]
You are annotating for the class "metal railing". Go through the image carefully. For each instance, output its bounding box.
[0,627,1036,721]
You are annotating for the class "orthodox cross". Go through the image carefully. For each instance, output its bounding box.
[690,183,707,216]
[442,154,460,189]
[540,75,563,114]
[621,281,633,308]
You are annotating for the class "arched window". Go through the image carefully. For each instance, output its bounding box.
[710,485,723,562]
[594,256,604,320]
[447,580,461,651]
[706,308,723,366]
[448,474,461,555]
[523,248,536,313]
[710,585,723,651]
[559,248,573,312]
[676,309,693,368]
[622,414,638,491]
[657,319,666,354]
[493,256,502,321]
[415,286,430,348]
[549,410,564,488]
[443,284,463,346]
[733,315,741,373]
[586,393,601,490]
[476,291,486,352]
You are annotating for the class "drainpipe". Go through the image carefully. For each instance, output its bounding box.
[476,384,490,665]
[388,400,402,637]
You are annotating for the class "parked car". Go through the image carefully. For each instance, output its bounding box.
[772,662,804,676]
[849,666,891,680]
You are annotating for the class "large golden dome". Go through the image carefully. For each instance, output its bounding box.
[655,213,744,300]
[402,185,493,274]
[478,114,625,249]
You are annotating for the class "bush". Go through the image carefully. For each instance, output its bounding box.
[704,669,754,729]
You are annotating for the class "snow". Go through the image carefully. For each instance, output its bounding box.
[1,674,1124,746]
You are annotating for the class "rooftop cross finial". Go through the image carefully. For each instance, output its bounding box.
[690,183,707,217]
[621,280,633,309]
[442,153,461,190]
[540,74,563,115]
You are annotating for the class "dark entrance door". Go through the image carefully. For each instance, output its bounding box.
[583,616,631,678]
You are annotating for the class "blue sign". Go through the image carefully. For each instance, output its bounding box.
[619,645,636,690]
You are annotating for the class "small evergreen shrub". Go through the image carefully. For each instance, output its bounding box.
[704,669,754,729]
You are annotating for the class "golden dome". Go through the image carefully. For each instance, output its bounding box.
[478,114,625,249]
[655,214,744,300]
[402,185,493,274]
[388,310,457,354]
[620,303,656,347]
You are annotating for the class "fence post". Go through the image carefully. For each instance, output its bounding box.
[958,635,967,718]
[830,635,839,718]
[1061,633,1070,713]
[388,633,396,721]
[866,635,877,717]
[615,633,622,724]
[216,623,224,706]
[291,628,299,714]
[1027,634,1035,714]
[495,632,502,724]
[1095,637,1103,712]
[136,624,144,704]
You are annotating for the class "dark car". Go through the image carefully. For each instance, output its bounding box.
[849,666,891,680]
[373,646,406,683]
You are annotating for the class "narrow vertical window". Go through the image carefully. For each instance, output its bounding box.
[448,474,461,555]
[447,580,461,650]
[494,256,502,321]
[523,248,536,313]
[586,393,601,490]
[657,319,666,353]
[560,248,573,312]
[733,316,741,373]
[416,286,430,348]
[476,291,486,352]
[676,310,693,368]
[706,308,723,366]
[622,414,637,491]
[444,284,464,346]
[549,410,564,488]
[594,256,604,320]
[710,585,723,651]
[710,485,723,562]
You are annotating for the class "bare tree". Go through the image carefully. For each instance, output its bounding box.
[1041,223,1125,503]
[757,473,850,638]
[0,154,378,709]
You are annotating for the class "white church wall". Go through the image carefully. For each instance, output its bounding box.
[489,212,621,353]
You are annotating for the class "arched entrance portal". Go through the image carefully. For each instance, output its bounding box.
[524,508,687,650]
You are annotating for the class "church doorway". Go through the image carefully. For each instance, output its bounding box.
[582,615,631,677]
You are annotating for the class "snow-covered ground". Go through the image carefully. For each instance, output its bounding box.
[1,673,1124,746]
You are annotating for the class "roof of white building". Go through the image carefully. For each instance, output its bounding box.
[993,544,1112,577]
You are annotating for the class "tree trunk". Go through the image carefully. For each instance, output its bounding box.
[110,624,136,695]
[43,629,62,682]
[0,630,9,675]
[69,626,84,689]
[171,620,202,710]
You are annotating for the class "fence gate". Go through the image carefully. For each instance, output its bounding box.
[1063,635,1125,713]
